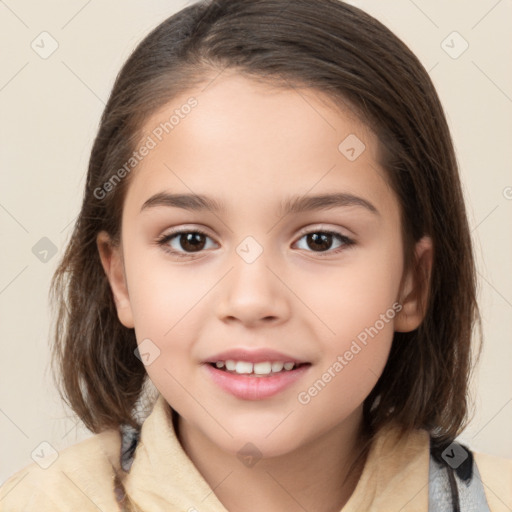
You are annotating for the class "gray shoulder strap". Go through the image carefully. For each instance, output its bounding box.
[428,439,491,512]
[120,423,141,472]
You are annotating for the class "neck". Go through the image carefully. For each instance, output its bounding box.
[176,407,369,512]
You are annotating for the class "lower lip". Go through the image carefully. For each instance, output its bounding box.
[203,363,311,400]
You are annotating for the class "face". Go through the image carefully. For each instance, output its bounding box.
[98,71,431,458]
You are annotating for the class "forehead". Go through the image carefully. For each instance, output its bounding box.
[124,72,397,218]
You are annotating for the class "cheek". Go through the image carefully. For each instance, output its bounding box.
[123,250,208,408]
[300,240,403,347]
[305,305,395,408]
[295,342,388,437]
[292,240,401,410]
[124,246,207,337]
[296,269,399,425]
[123,247,223,390]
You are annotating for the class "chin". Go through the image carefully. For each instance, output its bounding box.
[220,431,304,461]
[203,413,310,460]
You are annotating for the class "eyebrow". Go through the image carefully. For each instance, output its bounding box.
[140,192,379,216]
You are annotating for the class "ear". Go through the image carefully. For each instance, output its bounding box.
[96,231,134,328]
[394,235,433,333]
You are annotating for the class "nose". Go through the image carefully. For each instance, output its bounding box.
[216,251,290,327]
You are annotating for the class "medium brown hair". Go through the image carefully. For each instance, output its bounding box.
[50,0,481,451]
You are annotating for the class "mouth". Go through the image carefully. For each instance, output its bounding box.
[203,360,312,400]
[206,360,311,377]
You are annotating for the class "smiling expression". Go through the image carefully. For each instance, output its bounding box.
[98,71,429,458]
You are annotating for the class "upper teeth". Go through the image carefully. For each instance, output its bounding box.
[215,360,296,375]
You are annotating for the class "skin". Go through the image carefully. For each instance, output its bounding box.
[97,71,432,512]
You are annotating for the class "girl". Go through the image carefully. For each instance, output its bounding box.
[1,0,510,510]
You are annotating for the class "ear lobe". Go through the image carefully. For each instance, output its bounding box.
[96,231,134,328]
[394,235,433,333]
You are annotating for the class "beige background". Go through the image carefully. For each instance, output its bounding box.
[1,0,511,484]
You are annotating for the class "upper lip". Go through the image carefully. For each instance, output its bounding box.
[204,348,308,364]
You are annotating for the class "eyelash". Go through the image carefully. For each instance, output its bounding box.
[156,228,355,258]
[155,227,355,259]
[156,228,212,259]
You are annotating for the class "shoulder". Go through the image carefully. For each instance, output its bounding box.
[473,449,512,511]
[0,428,122,512]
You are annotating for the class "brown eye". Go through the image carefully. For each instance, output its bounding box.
[295,230,354,255]
[177,232,207,252]
[157,229,216,258]
[306,233,334,251]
